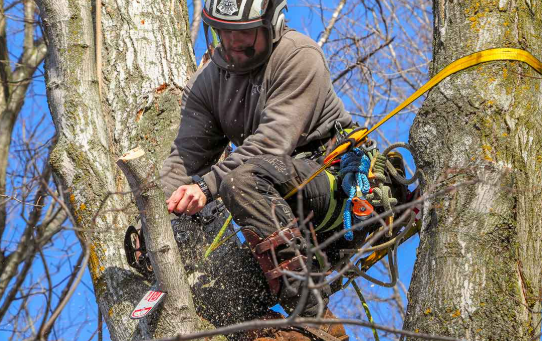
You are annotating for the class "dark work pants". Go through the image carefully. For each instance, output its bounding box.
[219,154,333,316]
[219,154,331,237]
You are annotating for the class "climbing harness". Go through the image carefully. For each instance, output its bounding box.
[284,48,542,201]
[272,48,542,307]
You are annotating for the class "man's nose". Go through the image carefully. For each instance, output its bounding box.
[225,31,253,46]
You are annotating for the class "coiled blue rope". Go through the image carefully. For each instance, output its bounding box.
[339,148,371,241]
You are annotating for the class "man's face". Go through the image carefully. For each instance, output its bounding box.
[217,27,269,68]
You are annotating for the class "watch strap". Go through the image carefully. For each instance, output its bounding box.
[191,175,213,203]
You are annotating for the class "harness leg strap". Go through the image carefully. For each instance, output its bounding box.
[242,228,306,295]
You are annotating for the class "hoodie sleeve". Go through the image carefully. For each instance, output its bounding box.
[160,66,228,199]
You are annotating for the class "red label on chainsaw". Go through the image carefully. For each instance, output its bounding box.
[130,289,166,319]
[146,290,163,302]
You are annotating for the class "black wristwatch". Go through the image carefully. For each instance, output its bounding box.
[191,175,213,203]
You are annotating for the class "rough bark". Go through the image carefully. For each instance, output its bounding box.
[36,0,275,339]
[406,1,542,340]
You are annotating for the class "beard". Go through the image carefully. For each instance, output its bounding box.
[223,47,265,69]
[225,47,261,68]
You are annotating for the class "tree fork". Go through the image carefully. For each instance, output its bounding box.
[117,147,199,337]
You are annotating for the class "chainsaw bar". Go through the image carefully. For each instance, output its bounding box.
[130,283,166,319]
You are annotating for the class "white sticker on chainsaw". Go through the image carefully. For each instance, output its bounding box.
[130,289,166,319]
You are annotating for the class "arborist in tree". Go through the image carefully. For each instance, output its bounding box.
[159,0,366,339]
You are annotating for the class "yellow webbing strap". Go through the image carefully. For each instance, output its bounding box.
[321,201,346,233]
[361,48,542,141]
[352,280,380,341]
[284,48,542,200]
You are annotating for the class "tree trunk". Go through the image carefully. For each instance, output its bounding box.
[406,1,542,340]
[36,0,274,339]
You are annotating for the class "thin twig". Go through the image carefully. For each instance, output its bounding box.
[333,38,394,84]
[98,307,103,341]
[36,249,53,340]
[0,194,45,207]
[0,256,34,322]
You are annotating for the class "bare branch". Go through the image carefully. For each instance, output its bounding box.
[0,254,33,321]
[0,153,51,298]
[4,0,23,12]
[0,0,12,103]
[317,0,346,47]
[190,0,201,45]
[117,147,199,336]
[332,38,394,84]
[36,248,53,340]
[0,193,45,206]
[23,0,36,51]
[0,37,46,239]
[148,317,465,341]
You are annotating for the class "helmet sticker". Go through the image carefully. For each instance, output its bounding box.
[217,0,239,15]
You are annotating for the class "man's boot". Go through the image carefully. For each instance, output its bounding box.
[312,308,349,341]
[253,329,312,341]
[247,308,349,341]
[241,227,307,296]
[241,311,310,341]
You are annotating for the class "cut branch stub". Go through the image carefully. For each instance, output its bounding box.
[117,146,199,337]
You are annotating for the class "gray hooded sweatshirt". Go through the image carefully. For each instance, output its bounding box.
[161,30,352,199]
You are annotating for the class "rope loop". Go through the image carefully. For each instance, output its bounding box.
[382,142,422,185]
[340,148,371,241]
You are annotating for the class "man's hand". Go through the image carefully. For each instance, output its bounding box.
[166,184,207,215]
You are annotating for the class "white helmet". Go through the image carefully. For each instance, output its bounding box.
[202,0,287,73]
